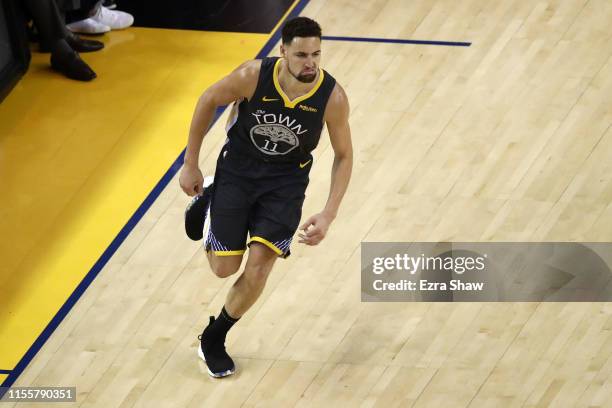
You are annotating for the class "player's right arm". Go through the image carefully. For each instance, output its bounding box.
[179,60,261,196]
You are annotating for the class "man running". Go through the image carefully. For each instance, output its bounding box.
[179,16,352,378]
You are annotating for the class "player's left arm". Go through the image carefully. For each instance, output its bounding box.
[298,83,353,246]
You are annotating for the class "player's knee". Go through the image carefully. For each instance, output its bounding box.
[212,265,234,278]
[211,258,241,278]
[244,263,271,286]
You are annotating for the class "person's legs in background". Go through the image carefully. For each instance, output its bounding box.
[35,0,105,53]
[23,0,96,80]
[49,0,105,52]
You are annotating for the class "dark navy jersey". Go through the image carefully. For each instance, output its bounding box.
[225,57,337,164]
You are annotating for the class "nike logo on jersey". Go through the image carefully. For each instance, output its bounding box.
[299,160,312,168]
[262,96,279,102]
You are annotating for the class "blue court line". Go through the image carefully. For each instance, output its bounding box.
[0,370,11,375]
[322,35,471,47]
[0,0,311,397]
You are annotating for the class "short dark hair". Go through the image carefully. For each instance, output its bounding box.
[281,17,322,45]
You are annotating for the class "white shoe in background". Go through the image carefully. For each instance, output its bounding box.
[90,5,134,30]
[102,0,117,9]
[66,18,111,34]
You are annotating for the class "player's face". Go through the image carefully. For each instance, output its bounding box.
[281,37,322,83]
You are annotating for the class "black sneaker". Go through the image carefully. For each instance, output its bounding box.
[197,317,236,378]
[184,176,213,241]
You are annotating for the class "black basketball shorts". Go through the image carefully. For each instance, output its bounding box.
[204,146,311,258]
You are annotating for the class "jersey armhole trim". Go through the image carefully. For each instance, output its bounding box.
[249,58,268,103]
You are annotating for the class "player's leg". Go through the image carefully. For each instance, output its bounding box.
[185,173,246,278]
[196,172,253,377]
[201,171,252,277]
[197,183,302,378]
[219,179,306,319]
[224,242,278,317]
[206,250,242,278]
[198,242,278,378]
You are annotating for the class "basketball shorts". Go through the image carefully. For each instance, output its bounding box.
[205,146,312,258]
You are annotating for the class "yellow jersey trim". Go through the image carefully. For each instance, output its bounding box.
[272,58,324,109]
[249,236,284,255]
[213,250,246,256]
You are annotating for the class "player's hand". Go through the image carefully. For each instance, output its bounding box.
[179,164,204,196]
[298,212,334,246]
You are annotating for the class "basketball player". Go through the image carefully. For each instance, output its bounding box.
[179,17,352,378]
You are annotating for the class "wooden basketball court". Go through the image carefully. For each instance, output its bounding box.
[1,0,611,406]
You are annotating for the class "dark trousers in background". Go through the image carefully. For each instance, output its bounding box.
[63,0,99,23]
[22,0,70,44]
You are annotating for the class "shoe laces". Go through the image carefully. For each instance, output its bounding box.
[93,5,114,22]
